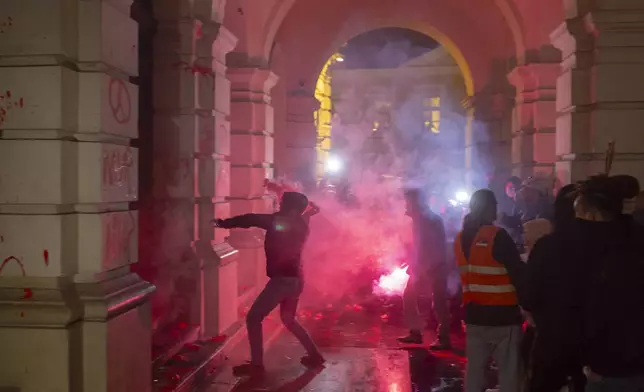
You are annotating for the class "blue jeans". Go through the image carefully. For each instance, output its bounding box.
[585,374,644,392]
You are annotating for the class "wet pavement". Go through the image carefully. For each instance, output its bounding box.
[205,302,483,392]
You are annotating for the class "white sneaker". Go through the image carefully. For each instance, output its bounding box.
[484,388,500,392]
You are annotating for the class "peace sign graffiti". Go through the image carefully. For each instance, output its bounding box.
[108,78,131,124]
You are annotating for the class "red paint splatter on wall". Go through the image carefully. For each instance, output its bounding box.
[0,90,25,127]
[43,250,49,266]
[194,22,203,39]
[172,62,214,79]
[22,288,33,299]
[0,256,33,302]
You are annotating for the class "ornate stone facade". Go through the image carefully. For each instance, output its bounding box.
[0,0,642,390]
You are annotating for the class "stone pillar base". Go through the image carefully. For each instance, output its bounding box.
[0,270,154,392]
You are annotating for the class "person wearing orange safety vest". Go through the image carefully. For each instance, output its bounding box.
[454,189,527,392]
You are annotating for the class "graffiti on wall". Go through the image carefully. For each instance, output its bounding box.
[0,90,25,127]
[108,78,132,124]
[103,211,136,269]
[0,236,51,315]
[102,146,135,197]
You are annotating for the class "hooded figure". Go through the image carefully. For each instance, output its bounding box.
[213,191,324,377]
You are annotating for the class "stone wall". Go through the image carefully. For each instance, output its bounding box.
[0,0,153,391]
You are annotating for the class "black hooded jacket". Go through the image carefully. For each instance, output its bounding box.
[524,217,644,377]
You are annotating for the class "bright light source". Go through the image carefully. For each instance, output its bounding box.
[325,156,343,173]
[455,191,469,203]
[374,265,409,296]
[335,56,344,62]
[448,199,458,206]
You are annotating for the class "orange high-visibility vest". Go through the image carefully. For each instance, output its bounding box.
[454,225,518,306]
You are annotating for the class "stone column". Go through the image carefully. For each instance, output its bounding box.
[507,63,560,179]
[551,2,644,185]
[284,92,320,187]
[465,91,514,186]
[0,1,154,391]
[227,67,278,303]
[151,0,238,358]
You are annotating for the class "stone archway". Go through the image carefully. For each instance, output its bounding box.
[312,28,471,184]
[1,0,644,391]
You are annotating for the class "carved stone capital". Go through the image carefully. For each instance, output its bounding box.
[228,68,279,95]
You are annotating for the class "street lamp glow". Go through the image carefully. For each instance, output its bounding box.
[455,191,469,203]
[325,156,343,173]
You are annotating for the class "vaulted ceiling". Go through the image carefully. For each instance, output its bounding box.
[224,0,565,93]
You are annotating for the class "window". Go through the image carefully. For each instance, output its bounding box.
[424,97,440,108]
[423,96,440,133]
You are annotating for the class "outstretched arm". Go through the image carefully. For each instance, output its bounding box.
[212,214,273,230]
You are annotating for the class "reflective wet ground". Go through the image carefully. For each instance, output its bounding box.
[205,302,487,392]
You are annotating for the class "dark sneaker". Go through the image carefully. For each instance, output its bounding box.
[232,363,265,378]
[301,354,326,368]
[397,331,423,344]
[429,339,452,351]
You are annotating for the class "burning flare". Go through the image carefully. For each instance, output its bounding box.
[373,265,409,296]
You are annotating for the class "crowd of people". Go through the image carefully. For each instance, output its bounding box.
[211,173,644,392]
[457,174,644,392]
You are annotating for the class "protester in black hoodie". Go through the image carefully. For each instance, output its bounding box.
[522,183,586,392]
[574,176,644,391]
[212,191,324,377]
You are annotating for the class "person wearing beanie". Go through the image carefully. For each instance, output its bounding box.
[212,191,324,378]
[454,189,526,392]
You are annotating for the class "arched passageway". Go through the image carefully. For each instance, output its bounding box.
[0,0,643,390]
[313,28,470,188]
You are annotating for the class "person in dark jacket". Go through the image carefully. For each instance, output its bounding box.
[522,183,586,392]
[455,189,526,392]
[398,188,452,350]
[499,176,554,252]
[212,191,324,377]
[633,191,644,226]
[573,176,644,391]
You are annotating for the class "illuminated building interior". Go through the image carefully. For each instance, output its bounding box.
[1,0,642,390]
[314,53,342,177]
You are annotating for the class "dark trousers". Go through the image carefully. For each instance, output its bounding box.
[528,335,585,392]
